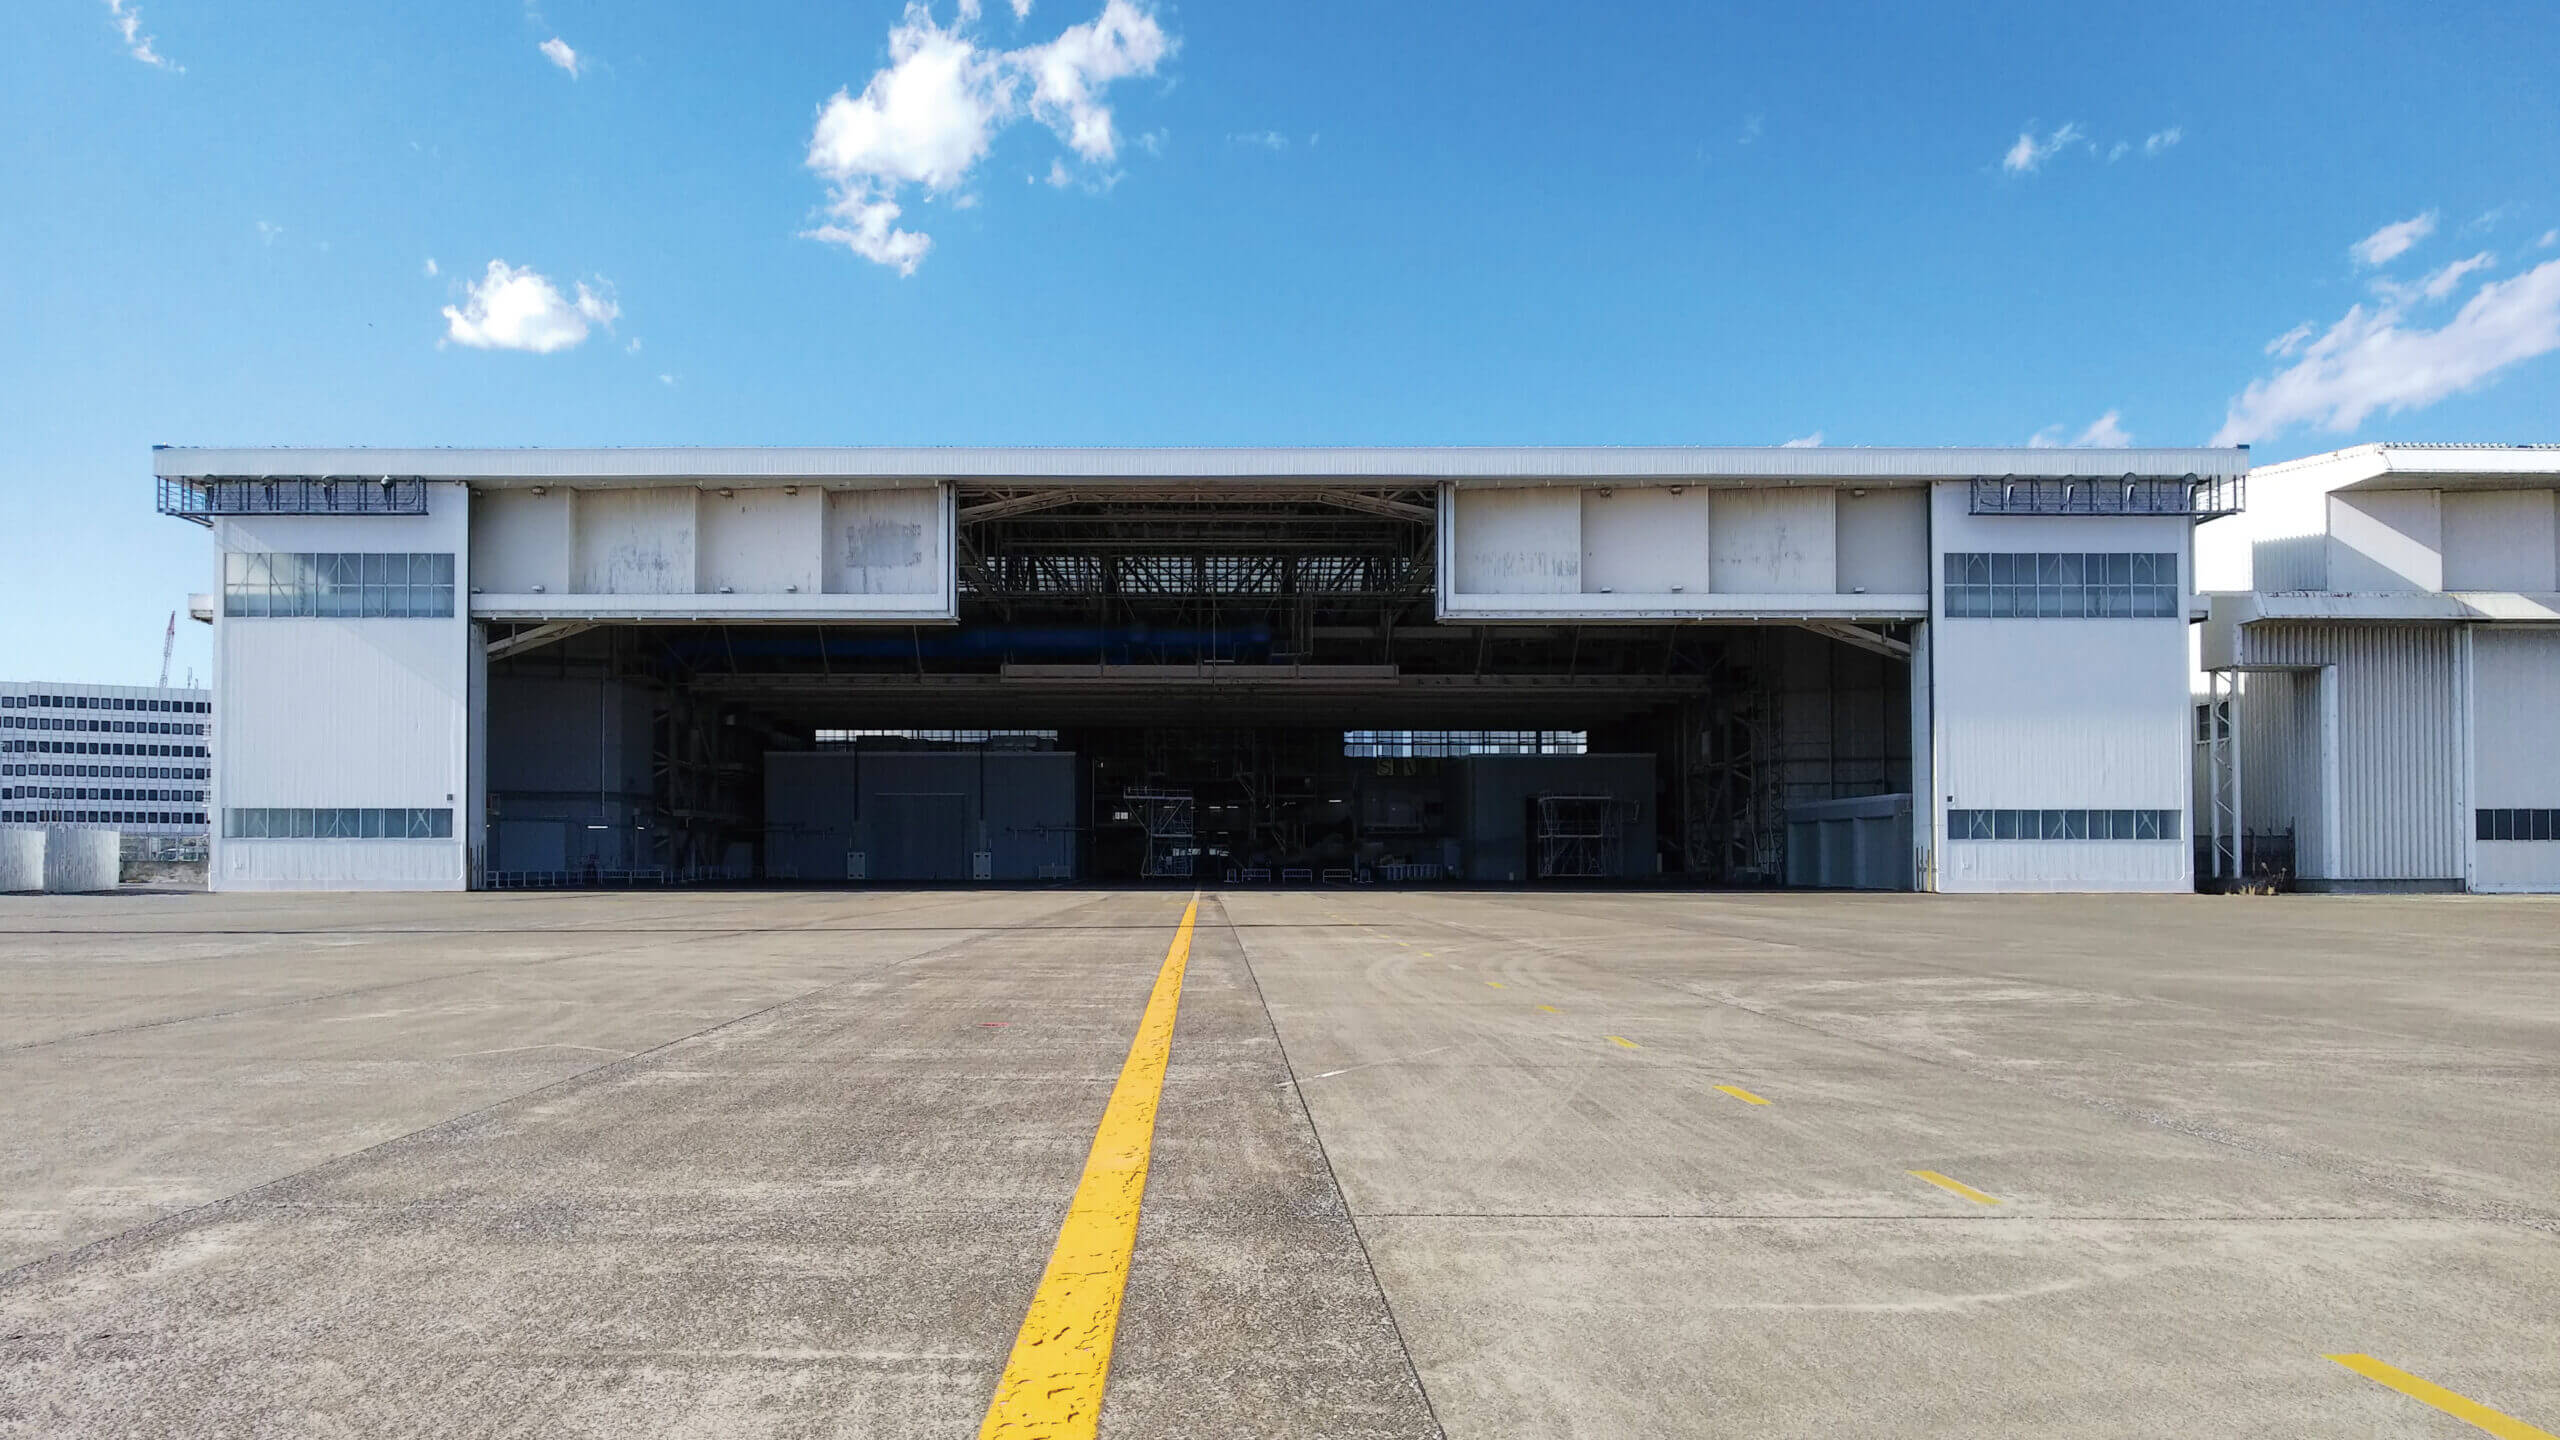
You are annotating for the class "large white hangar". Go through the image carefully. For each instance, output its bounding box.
[153,445,2247,894]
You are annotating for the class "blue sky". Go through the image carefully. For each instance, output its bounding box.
[5,0,2557,685]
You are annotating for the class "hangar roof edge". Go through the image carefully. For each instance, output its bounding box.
[152,445,2248,485]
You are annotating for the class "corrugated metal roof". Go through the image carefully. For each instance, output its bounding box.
[2253,443,2560,486]
[152,444,2249,487]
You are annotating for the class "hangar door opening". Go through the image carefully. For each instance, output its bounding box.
[477,484,1915,888]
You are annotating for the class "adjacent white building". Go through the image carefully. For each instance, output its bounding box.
[158,445,2248,894]
[2198,444,2560,893]
[1,680,212,835]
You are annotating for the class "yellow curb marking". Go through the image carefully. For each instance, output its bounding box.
[979,897,1199,1439]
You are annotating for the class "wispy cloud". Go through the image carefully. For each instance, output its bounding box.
[2029,411,2132,448]
[2541,229,2558,249]
[1780,431,1823,448]
[441,260,618,353]
[2350,211,2436,268]
[2213,252,2560,445]
[2008,122,2180,174]
[102,0,178,70]
[1227,129,1287,151]
[2264,321,2315,357]
[1738,113,1763,146]
[423,257,439,277]
[803,0,1172,274]
[539,37,582,77]
[2001,123,2082,175]
[255,221,283,246]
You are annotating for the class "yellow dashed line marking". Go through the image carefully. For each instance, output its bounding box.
[979,897,1199,1439]
[1715,1085,1771,1106]
[2325,1354,2558,1439]
[1907,1170,2002,1205]
[1537,1005,1561,1014]
[1606,1035,1640,1050]
[1483,980,1505,989]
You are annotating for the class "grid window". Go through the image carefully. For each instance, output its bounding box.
[223,807,452,839]
[1948,808,2180,841]
[2478,808,2560,841]
[1942,552,2180,619]
[222,552,455,618]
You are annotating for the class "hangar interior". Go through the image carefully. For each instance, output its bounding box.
[479,481,1912,885]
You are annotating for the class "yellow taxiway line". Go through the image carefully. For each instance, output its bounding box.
[2325,1354,2557,1439]
[979,896,1199,1440]
[1715,1084,1771,1105]
[1908,1169,2002,1205]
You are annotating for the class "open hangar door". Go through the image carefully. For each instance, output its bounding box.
[477,479,1914,887]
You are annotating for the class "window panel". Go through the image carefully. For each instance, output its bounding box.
[220,553,456,618]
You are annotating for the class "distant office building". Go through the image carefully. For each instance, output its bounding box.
[0,681,212,834]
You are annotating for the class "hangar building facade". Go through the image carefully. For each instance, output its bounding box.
[2199,444,2560,894]
[155,445,2246,894]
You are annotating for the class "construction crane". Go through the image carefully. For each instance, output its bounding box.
[157,611,176,689]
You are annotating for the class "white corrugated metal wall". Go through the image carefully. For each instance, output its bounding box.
[2240,624,2461,881]
[2236,668,2331,877]
[2470,628,2560,892]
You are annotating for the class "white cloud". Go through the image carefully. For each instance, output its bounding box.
[2106,140,2129,162]
[103,0,178,70]
[423,257,439,277]
[2541,229,2558,249]
[1228,130,1287,151]
[1739,113,1763,146]
[658,373,675,386]
[2264,321,2315,357]
[2143,126,2182,156]
[2212,255,2560,445]
[2029,411,2133,448]
[802,0,1172,274]
[255,221,283,246]
[1780,431,1823,448]
[2001,122,2082,175]
[2350,211,2436,268]
[625,336,642,354]
[540,37,582,77]
[2415,251,2495,301]
[440,260,619,353]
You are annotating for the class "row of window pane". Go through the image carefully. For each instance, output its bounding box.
[222,552,456,618]
[1943,552,2180,619]
[1,695,205,712]
[2478,808,2560,841]
[1343,730,1590,757]
[5,810,205,826]
[5,786,202,802]
[1948,808,2181,841]
[224,807,453,839]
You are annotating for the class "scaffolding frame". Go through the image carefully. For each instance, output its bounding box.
[1124,785,1196,878]
[1534,793,1633,878]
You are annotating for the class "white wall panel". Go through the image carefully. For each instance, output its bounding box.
[2441,490,2559,592]
[573,487,697,595]
[1580,488,1708,594]
[2235,668,2333,877]
[2328,491,2442,593]
[1710,488,1835,594]
[1929,485,2192,892]
[1453,488,1580,595]
[1836,488,1929,595]
[213,488,470,891]
[470,491,570,594]
[1939,840,2187,892]
[2472,629,2560,895]
[699,489,825,595]
[824,488,945,596]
